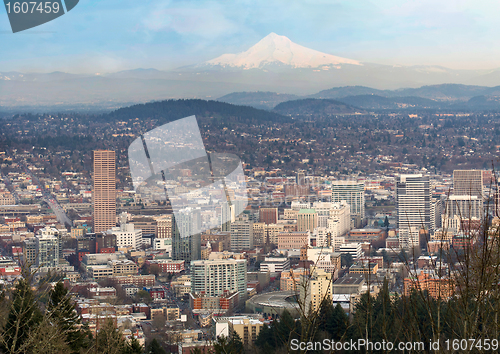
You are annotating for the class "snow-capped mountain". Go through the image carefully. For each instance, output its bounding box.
[4,32,500,110]
[203,32,361,69]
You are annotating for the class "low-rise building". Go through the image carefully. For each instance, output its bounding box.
[190,291,239,315]
[280,268,308,291]
[349,261,379,275]
[89,287,117,299]
[146,259,185,273]
[404,271,454,299]
[332,274,365,294]
[113,274,155,287]
[259,257,290,274]
[216,316,265,348]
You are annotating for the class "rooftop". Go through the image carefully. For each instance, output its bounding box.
[334,275,365,286]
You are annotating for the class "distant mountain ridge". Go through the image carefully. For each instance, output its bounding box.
[273,98,361,115]
[218,91,300,110]
[218,84,500,110]
[5,33,500,110]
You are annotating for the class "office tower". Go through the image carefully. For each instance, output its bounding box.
[441,195,483,234]
[130,216,156,236]
[430,198,443,232]
[38,227,63,260]
[396,174,431,229]
[156,214,173,239]
[172,207,202,261]
[154,214,173,251]
[444,195,482,220]
[315,227,333,248]
[220,203,235,232]
[277,231,309,250]
[232,199,248,219]
[300,268,333,313]
[93,150,116,232]
[296,171,306,185]
[252,223,266,246]
[453,170,483,198]
[329,201,351,235]
[109,219,143,250]
[259,207,278,225]
[312,201,350,233]
[313,201,333,228]
[23,238,37,266]
[297,209,318,232]
[396,174,431,248]
[35,232,59,268]
[331,180,365,219]
[399,227,420,249]
[191,259,247,301]
[339,242,363,259]
[266,223,285,244]
[230,215,254,251]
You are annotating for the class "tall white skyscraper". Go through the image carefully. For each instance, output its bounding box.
[35,232,59,268]
[331,180,365,219]
[396,174,431,238]
[172,207,202,261]
[191,259,247,302]
[430,198,443,233]
[230,214,254,251]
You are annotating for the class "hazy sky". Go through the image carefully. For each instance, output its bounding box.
[2,0,500,73]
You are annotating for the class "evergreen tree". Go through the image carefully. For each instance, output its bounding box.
[384,216,390,229]
[125,334,144,354]
[317,299,334,335]
[94,318,128,354]
[22,317,70,354]
[48,281,90,353]
[213,336,232,354]
[145,339,166,354]
[1,278,43,353]
[329,303,348,340]
[371,278,396,343]
[213,331,244,354]
[255,323,277,353]
[275,310,296,346]
[229,331,244,353]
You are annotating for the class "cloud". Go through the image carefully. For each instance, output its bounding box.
[142,3,240,39]
[3,0,500,72]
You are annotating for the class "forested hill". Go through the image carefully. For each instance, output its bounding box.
[273,98,361,115]
[107,99,288,124]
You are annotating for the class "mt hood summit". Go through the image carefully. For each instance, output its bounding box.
[202,32,362,69]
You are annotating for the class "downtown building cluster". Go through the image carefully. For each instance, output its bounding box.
[0,145,498,352]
